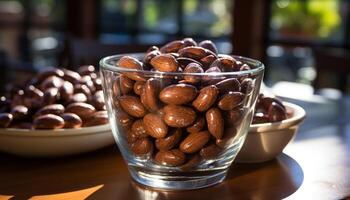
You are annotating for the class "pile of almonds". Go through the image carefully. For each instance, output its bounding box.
[0,65,108,129]
[111,38,260,168]
[252,94,288,124]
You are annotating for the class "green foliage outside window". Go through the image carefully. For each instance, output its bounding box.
[271,0,341,39]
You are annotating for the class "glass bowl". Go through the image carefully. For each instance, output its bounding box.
[100,53,264,190]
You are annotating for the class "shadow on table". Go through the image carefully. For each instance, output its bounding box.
[0,146,122,200]
[87,153,304,200]
[0,149,303,200]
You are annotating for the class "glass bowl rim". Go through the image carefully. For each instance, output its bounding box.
[100,53,264,77]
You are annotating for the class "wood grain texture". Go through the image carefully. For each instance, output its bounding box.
[0,134,348,200]
[0,98,350,200]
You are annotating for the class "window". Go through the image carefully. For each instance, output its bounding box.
[0,0,66,69]
[265,0,350,84]
[99,0,233,53]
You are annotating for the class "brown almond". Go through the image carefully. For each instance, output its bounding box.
[256,96,284,112]
[240,78,254,94]
[117,56,145,81]
[93,78,103,91]
[200,55,216,70]
[178,46,213,60]
[160,40,186,53]
[70,93,87,103]
[131,119,148,138]
[25,85,43,100]
[252,112,270,124]
[143,50,161,68]
[143,113,168,138]
[77,65,95,75]
[210,56,238,72]
[186,116,206,134]
[163,105,196,128]
[11,105,29,121]
[215,78,240,94]
[119,95,147,118]
[33,114,65,130]
[131,137,153,156]
[206,108,224,139]
[82,77,96,94]
[66,102,96,119]
[140,78,161,112]
[198,40,218,54]
[217,92,244,111]
[179,131,210,153]
[150,54,179,72]
[23,85,43,109]
[0,113,13,128]
[202,67,224,85]
[34,104,65,118]
[133,81,144,96]
[62,69,81,83]
[200,144,221,160]
[119,75,134,95]
[183,63,204,84]
[177,57,202,69]
[42,87,59,106]
[192,85,219,112]
[159,84,198,105]
[155,149,186,167]
[59,81,74,102]
[90,90,105,111]
[126,130,139,144]
[268,102,287,122]
[117,110,134,131]
[84,111,108,127]
[36,68,64,82]
[74,84,91,97]
[41,76,64,91]
[183,38,197,46]
[61,113,82,128]
[155,128,182,150]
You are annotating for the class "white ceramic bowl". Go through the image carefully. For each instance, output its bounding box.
[235,102,306,163]
[0,124,114,157]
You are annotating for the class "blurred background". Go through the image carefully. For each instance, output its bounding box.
[0,0,349,95]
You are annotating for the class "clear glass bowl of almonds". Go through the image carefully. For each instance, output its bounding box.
[100,38,265,190]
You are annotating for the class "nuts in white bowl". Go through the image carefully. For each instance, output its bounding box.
[235,101,306,163]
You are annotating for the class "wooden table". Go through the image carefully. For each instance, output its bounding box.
[0,97,349,200]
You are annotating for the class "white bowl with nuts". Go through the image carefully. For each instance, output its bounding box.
[0,66,114,157]
[235,97,306,163]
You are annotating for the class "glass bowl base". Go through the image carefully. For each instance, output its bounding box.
[129,166,228,190]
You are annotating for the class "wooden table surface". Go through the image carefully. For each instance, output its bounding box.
[0,97,349,200]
